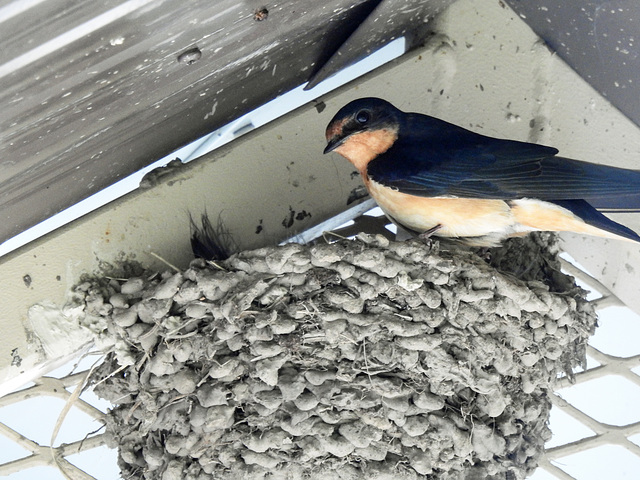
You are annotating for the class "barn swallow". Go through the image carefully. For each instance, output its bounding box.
[324,97,640,247]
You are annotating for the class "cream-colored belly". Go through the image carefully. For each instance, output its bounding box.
[367,179,634,243]
[367,179,516,238]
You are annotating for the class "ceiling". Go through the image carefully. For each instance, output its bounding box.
[1,0,639,248]
[504,0,640,127]
[0,0,451,246]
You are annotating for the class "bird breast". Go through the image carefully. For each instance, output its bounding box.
[366,178,516,238]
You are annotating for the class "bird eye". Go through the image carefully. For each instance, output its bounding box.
[355,110,370,125]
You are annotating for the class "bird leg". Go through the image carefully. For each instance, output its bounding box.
[418,224,443,241]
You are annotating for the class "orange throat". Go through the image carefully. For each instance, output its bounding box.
[333,128,398,174]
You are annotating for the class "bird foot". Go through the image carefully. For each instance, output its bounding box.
[417,225,443,247]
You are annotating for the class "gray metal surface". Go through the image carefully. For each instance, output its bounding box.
[0,0,451,246]
[306,0,452,89]
[504,0,640,128]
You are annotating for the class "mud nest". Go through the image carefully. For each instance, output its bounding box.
[76,233,596,480]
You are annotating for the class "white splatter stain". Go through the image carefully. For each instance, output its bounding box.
[204,101,218,120]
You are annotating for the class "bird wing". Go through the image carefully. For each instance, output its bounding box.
[367,115,640,207]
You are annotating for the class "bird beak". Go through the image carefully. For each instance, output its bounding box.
[323,135,345,154]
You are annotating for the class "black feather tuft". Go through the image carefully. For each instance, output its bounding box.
[189,211,237,261]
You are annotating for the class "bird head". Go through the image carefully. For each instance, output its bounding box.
[324,97,401,172]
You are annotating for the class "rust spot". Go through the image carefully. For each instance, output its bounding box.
[254,7,268,21]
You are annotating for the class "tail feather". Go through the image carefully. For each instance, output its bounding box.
[552,199,640,242]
